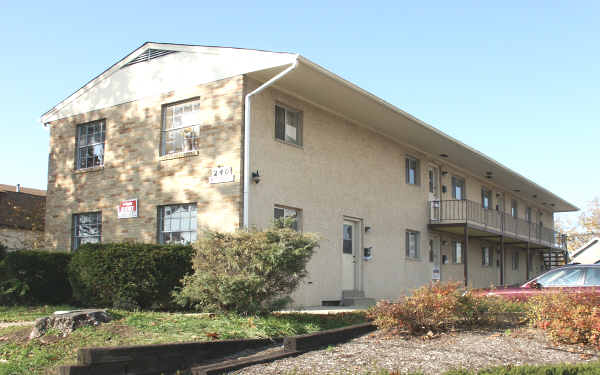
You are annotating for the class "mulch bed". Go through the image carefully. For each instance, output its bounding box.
[234,328,599,374]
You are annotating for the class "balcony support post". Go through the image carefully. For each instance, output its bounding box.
[464,224,469,287]
[526,242,530,281]
[500,235,505,286]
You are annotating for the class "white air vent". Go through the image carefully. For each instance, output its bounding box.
[122,49,178,68]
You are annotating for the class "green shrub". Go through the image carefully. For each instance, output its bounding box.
[0,250,72,305]
[68,243,194,310]
[0,242,7,261]
[174,221,319,314]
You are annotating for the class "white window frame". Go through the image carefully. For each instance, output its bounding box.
[405,230,420,259]
[274,205,302,231]
[482,247,492,267]
[72,212,102,250]
[157,203,198,244]
[405,156,420,185]
[76,120,105,170]
[161,98,202,155]
[275,104,303,146]
[452,240,463,264]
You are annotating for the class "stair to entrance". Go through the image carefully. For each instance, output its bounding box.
[341,290,376,307]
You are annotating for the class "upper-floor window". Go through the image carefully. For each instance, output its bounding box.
[428,168,438,194]
[452,176,466,200]
[275,104,302,146]
[161,98,202,155]
[481,188,492,209]
[525,207,532,223]
[157,203,198,244]
[72,212,102,250]
[452,240,463,264]
[274,205,302,231]
[405,157,420,185]
[511,199,518,217]
[76,120,105,169]
[405,230,420,259]
[428,239,434,262]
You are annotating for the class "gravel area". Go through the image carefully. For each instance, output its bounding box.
[235,328,599,374]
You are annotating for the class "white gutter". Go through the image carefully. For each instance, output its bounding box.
[243,57,299,228]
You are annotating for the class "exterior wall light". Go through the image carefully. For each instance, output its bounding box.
[365,226,371,232]
[251,170,261,184]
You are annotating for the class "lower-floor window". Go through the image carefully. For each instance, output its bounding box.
[274,205,302,231]
[452,240,463,264]
[72,212,102,250]
[512,251,519,270]
[405,230,420,259]
[482,247,492,267]
[158,203,197,244]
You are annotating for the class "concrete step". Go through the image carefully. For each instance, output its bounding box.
[342,290,365,298]
[341,297,376,307]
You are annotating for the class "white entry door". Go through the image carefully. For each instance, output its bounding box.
[342,220,359,291]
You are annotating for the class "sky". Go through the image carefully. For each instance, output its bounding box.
[1,1,598,223]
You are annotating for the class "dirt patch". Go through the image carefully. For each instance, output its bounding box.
[235,328,600,374]
[0,327,31,344]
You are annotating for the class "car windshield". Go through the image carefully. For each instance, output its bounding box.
[584,268,600,286]
[536,268,584,287]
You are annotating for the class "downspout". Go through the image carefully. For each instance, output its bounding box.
[243,56,299,228]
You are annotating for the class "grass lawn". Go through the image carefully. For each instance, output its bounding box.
[0,305,78,323]
[0,306,366,375]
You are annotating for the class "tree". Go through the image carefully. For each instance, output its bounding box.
[558,197,600,253]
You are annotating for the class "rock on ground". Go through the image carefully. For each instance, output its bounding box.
[29,309,111,339]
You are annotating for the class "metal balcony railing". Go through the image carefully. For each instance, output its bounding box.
[428,199,567,250]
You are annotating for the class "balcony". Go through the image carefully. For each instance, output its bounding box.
[428,199,567,250]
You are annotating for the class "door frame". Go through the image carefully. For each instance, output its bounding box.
[342,216,363,293]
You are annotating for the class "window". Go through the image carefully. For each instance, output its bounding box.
[405,231,420,259]
[442,254,449,264]
[72,212,102,250]
[161,99,202,155]
[452,176,466,200]
[452,240,463,264]
[405,157,420,185]
[512,251,519,270]
[482,247,492,267]
[481,188,492,209]
[274,205,302,231]
[525,207,532,223]
[76,120,105,169]
[511,200,518,217]
[158,204,197,244]
[429,239,434,262]
[275,104,302,146]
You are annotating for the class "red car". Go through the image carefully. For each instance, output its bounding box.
[477,264,600,300]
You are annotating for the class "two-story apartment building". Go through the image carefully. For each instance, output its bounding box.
[41,43,577,307]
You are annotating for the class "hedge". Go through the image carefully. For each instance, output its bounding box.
[0,250,72,305]
[68,243,194,310]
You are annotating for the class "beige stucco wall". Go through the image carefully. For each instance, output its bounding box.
[246,78,439,306]
[0,227,45,250]
[45,76,244,250]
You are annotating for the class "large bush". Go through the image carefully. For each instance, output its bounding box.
[174,221,319,314]
[0,250,72,305]
[367,282,523,335]
[527,292,600,349]
[68,243,194,310]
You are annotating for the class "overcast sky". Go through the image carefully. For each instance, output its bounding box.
[1,1,598,222]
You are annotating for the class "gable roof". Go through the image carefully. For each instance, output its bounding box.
[40,42,297,124]
[40,43,578,213]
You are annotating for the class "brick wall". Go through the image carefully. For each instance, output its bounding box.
[45,76,244,250]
